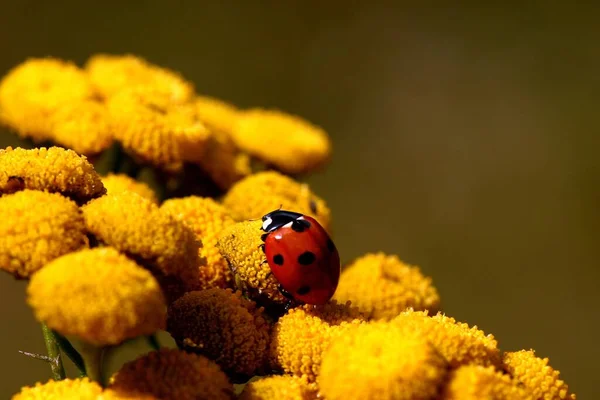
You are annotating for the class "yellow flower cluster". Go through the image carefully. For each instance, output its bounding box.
[238,375,317,400]
[12,377,103,400]
[101,173,158,203]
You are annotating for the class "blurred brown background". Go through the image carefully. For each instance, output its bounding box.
[0,2,597,398]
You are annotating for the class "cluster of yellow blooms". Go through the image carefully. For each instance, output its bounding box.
[0,55,576,399]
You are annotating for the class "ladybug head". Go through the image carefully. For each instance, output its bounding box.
[261,209,305,232]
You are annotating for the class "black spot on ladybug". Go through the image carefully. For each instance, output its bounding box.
[261,233,269,242]
[291,219,311,232]
[309,199,318,213]
[297,251,316,265]
[326,238,335,252]
[296,285,311,295]
[273,254,284,265]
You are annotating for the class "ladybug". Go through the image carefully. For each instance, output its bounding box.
[259,209,340,306]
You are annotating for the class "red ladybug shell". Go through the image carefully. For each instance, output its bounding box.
[263,214,340,305]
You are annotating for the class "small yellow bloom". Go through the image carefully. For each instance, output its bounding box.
[231,108,331,174]
[269,301,365,382]
[0,146,106,203]
[102,173,158,204]
[441,365,532,400]
[238,375,317,400]
[391,310,501,368]
[85,53,194,102]
[503,349,576,400]
[167,289,270,376]
[333,252,440,320]
[222,171,331,231]
[105,348,235,400]
[216,220,286,305]
[161,196,235,289]
[81,192,202,301]
[107,86,211,172]
[194,95,241,135]
[319,323,448,400]
[12,378,102,400]
[27,247,166,346]
[49,99,113,155]
[0,190,88,279]
[0,58,94,142]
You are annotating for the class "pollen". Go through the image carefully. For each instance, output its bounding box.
[0,146,106,203]
[0,190,88,279]
[333,252,440,320]
[231,108,331,174]
[238,375,318,400]
[166,288,271,376]
[102,173,158,204]
[161,196,235,290]
[441,365,532,400]
[12,378,103,400]
[26,247,166,346]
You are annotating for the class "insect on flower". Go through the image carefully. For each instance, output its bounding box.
[259,209,341,307]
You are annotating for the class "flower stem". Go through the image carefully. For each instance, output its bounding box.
[53,332,87,377]
[41,323,66,380]
[80,344,106,386]
[146,334,161,350]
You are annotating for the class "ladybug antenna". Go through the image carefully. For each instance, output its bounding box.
[277,204,283,211]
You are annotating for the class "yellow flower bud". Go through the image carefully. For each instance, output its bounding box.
[12,378,102,400]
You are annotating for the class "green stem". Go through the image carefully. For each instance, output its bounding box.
[146,334,161,351]
[41,324,66,380]
[80,344,106,386]
[53,332,87,377]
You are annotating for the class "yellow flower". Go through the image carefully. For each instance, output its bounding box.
[102,173,158,204]
[503,350,576,400]
[222,171,331,231]
[0,146,106,203]
[0,58,94,142]
[81,192,202,301]
[333,252,440,320]
[85,53,194,102]
[269,301,365,382]
[441,365,532,400]
[0,190,88,279]
[166,289,270,376]
[231,108,331,174]
[319,323,448,400]
[216,220,287,306]
[161,196,235,289]
[391,310,501,368]
[107,86,211,172]
[105,348,235,400]
[12,378,102,400]
[26,247,166,346]
[194,95,241,135]
[49,99,113,155]
[238,375,317,400]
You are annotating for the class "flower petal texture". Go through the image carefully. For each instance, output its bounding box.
[231,108,331,174]
[102,173,158,204]
[81,192,202,301]
[0,190,88,278]
[105,348,234,400]
[319,323,448,400]
[441,365,532,400]
[238,375,317,400]
[0,146,106,202]
[269,301,365,382]
[161,196,235,289]
[12,378,103,400]
[166,288,270,376]
[333,252,440,320]
[503,350,576,400]
[27,247,166,345]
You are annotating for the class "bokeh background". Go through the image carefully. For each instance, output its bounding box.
[0,2,597,398]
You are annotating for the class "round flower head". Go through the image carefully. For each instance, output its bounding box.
[0,190,88,279]
[81,192,202,301]
[27,247,166,346]
[216,220,287,307]
[167,289,270,376]
[0,146,106,203]
[231,108,331,174]
[85,53,194,102]
[391,310,501,368]
[222,171,331,231]
[0,57,94,142]
[269,300,365,382]
[102,173,158,204]
[503,350,576,400]
[161,196,235,289]
[238,375,317,400]
[319,323,448,400]
[105,348,234,400]
[333,252,440,320]
[12,378,102,400]
[194,95,241,135]
[441,365,532,400]
[49,99,113,155]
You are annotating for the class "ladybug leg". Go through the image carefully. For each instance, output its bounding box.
[258,243,265,253]
[277,284,295,301]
